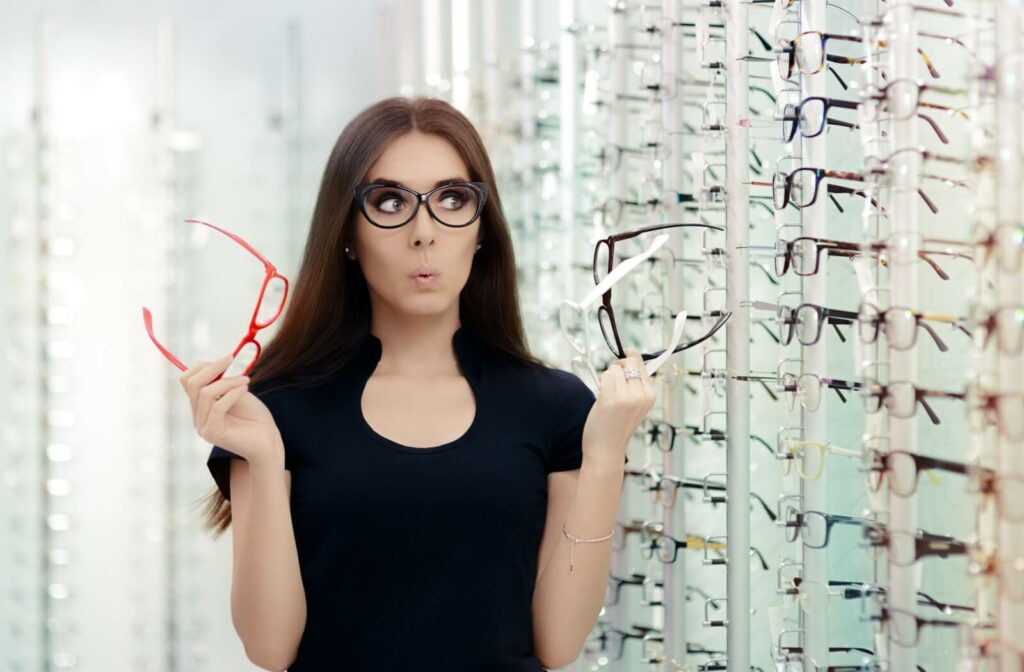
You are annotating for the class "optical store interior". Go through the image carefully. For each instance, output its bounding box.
[2,0,1023,670]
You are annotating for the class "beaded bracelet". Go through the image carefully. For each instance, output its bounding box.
[561,524,614,573]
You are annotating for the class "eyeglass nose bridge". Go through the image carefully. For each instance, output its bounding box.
[703,286,727,314]
[776,357,802,388]
[703,597,728,627]
[775,222,803,241]
[703,535,728,566]
[702,409,728,436]
[858,284,890,307]
[773,627,803,662]
[776,424,804,457]
[777,493,803,526]
[703,473,728,505]
[774,153,802,176]
[776,290,803,310]
[776,557,804,593]
[775,85,802,118]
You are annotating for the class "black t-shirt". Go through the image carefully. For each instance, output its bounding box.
[207,325,626,671]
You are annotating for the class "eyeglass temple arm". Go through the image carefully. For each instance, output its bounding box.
[915,318,950,351]
[824,378,860,403]
[884,111,948,145]
[142,307,187,372]
[751,492,778,522]
[916,394,943,425]
[826,313,855,343]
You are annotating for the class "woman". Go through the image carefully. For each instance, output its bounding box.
[182,96,654,671]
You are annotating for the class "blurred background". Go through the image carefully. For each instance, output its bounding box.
[2,0,1022,670]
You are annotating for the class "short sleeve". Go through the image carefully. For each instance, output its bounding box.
[547,368,629,473]
[207,444,245,501]
[205,378,285,501]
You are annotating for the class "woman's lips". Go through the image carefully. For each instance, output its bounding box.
[411,273,438,287]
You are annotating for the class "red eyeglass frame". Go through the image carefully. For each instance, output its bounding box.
[141,218,290,380]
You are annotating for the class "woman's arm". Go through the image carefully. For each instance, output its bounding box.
[531,451,625,669]
[229,436,307,671]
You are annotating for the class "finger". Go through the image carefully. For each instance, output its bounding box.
[624,347,654,396]
[621,348,645,387]
[202,381,250,438]
[184,353,237,417]
[602,361,623,398]
[196,374,249,431]
[179,360,211,390]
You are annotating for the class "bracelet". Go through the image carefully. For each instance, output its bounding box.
[562,524,614,573]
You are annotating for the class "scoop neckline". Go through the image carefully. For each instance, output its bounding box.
[352,326,483,455]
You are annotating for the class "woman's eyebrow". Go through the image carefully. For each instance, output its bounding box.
[368,177,470,189]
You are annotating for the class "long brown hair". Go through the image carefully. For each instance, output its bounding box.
[196,96,550,538]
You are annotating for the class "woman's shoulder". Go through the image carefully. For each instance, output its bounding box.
[491,358,593,405]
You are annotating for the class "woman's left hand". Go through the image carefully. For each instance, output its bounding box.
[581,347,656,467]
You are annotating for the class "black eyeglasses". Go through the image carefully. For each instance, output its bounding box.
[353,180,488,229]
[774,235,860,276]
[779,372,861,412]
[782,96,859,142]
[772,167,870,211]
[784,507,879,548]
[591,624,661,661]
[592,223,732,360]
[640,527,723,565]
[773,167,939,214]
[784,577,974,616]
[637,470,778,522]
[635,415,775,455]
[604,572,662,607]
[778,302,858,346]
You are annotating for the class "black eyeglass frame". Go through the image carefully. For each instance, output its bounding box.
[353,180,489,229]
[778,302,858,346]
[784,507,880,549]
[781,96,859,142]
[592,222,732,361]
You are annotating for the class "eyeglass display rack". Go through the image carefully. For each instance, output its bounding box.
[3,1,1018,671]
[454,0,1024,670]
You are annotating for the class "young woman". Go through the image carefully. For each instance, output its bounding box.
[181,96,654,671]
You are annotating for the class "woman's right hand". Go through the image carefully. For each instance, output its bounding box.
[180,353,283,467]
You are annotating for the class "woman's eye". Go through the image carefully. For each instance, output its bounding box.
[438,191,465,209]
[375,195,405,213]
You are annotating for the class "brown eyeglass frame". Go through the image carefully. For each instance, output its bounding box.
[592,222,731,361]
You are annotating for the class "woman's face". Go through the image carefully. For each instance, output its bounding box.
[351,130,482,320]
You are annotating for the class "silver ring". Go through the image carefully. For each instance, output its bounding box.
[623,366,642,381]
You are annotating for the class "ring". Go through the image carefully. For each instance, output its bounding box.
[623,366,641,381]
